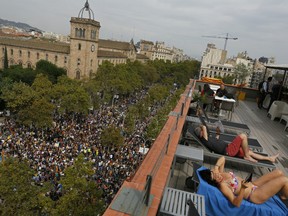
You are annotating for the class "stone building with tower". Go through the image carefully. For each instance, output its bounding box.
[0,1,148,79]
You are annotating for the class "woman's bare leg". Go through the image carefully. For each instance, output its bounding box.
[250,176,288,204]
[253,169,284,186]
[249,151,279,163]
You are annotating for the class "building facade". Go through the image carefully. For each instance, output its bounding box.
[137,40,185,63]
[0,1,148,79]
[199,43,275,88]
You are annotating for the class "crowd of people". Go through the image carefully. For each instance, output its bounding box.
[0,88,171,206]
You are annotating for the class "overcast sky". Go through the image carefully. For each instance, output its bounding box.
[1,0,288,63]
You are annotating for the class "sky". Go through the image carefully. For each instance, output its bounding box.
[1,0,288,63]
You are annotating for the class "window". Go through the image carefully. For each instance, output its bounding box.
[28,51,30,58]
[78,43,81,50]
[27,63,32,68]
[64,56,67,64]
[37,52,40,59]
[75,28,79,37]
[91,30,96,39]
[46,54,48,60]
[90,59,93,67]
[75,28,86,38]
[55,55,58,63]
[11,49,13,56]
[19,50,22,57]
[2,48,4,53]
[77,58,80,66]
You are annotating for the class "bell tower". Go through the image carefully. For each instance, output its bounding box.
[69,0,100,79]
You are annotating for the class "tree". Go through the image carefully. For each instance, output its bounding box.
[233,63,251,85]
[100,126,124,148]
[18,98,54,128]
[36,60,66,84]
[32,73,53,99]
[51,154,105,216]
[215,74,235,84]
[83,81,103,111]
[1,81,36,113]
[0,158,44,215]
[52,76,90,114]
[1,76,55,127]
[123,112,136,135]
[148,84,169,103]
[1,66,37,85]
[3,46,8,70]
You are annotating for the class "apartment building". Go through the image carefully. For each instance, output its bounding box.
[137,40,185,63]
[199,43,273,87]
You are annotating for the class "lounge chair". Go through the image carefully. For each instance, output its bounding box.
[197,115,263,152]
[196,166,288,216]
[185,116,263,152]
[191,102,251,135]
[183,124,275,169]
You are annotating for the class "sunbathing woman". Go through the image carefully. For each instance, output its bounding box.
[194,125,279,163]
[199,156,288,207]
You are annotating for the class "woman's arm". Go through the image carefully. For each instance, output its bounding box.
[213,156,225,173]
[220,183,246,207]
[201,125,208,141]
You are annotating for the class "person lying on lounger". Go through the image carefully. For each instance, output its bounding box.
[199,156,288,207]
[194,125,279,163]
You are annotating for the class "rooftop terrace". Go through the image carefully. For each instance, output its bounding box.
[104,80,288,215]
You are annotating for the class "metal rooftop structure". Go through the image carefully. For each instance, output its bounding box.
[78,0,95,20]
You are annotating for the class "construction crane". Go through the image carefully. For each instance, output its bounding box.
[202,33,238,51]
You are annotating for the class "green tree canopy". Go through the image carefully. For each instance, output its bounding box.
[1,66,37,85]
[51,154,105,216]
[0,158,44,215]
[52,76,90,114]
[36,60,66,84]
[1,81,36,113]
[148,84,169,103]
[234,63,251,84]
[100,126,124,148]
